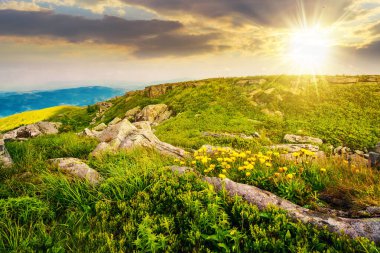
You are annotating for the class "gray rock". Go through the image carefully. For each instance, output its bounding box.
[97,119,136,143]
[133,121,152,131]
[125,106,141,121]
[93,123,107,131]
[0,138,13,167]
[50,158,101,185]
[366,206,380,216]
[135,104,172,125]
[269,144,319,152]
[91,119,186,158]
[369,152,380,168]
[376,143,380,154]
[284,134,323,145]
[3,121,61,140]
[108,117,122,126]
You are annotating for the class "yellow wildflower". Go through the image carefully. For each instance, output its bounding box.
[274,172,280,177]
[180,161,186,165]
[292,152,300,157]
[320,168,326,173]
[246,172,251,177]
[219,174,226,179]
[286,174,294,180]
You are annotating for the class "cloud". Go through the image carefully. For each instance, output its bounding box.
[0,9,224,56]
[122,0,354,27]
[0,9,181,43]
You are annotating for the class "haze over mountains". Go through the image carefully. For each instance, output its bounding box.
[0,86,126,118]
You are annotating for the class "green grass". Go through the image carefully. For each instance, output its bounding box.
[80,76,380,151]
[0,105,80,132]
[0,146,378,252]
[1,75,380,251]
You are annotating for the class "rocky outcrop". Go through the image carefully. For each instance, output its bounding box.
[91,118,186,158]
[205,177,380,243]
[284,134,323,145]
[269,144,320,152]
[0,138,13,167]
[50,158,101,185]
[170,165,380,243]
[90,102,113,125]
[3,121,61,140]
[135,104,172,126]
[144,82,203,98]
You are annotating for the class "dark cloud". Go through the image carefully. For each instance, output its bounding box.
[123,0,354,27]
[135,33,223,57]
[0,9,222,56]
[356,40,380,60]
[0,9,181,43]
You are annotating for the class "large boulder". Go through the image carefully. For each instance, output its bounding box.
[91,119,186,158]
[50,158,101,185]
[284,134,323,145]
[369,152,380,168]
[0,138,13,167]
[3,121,61,140]
[135,104,172,126]
[125,106,141,121]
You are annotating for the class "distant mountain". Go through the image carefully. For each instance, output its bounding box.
[0,86,126,118]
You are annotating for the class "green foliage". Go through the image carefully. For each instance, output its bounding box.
[0,148,379,252]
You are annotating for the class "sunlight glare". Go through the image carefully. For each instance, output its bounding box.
[286,27,333,73]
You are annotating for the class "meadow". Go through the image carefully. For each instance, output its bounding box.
[0,75,380,252]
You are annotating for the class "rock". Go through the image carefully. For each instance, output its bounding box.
[97,119,136,143]
[280,151,326,161]
[261,108,283,118]
[91,119,186,158]
[0,138,13,167]
[125,106,141,121]
[135,104,172,126]
[81,128,99,138]
[203,177,380,243]
[366,206,380,216]
[269,144,319,153]
[3,121,61,140]
[284,134,323,145]
[355,150,364,156]
[90,102,113,125]
[133,121,152,131]
[334,146,351,155]
[144,82,202,98]
[348,154,369,167]
[236,79,267,85]
[369,152,380,168]
[376,143,380,154]
[93,123,107,131]
[108,117,122,126]
[49,158,101,185]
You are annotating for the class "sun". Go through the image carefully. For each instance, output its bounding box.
[286,26,333,73]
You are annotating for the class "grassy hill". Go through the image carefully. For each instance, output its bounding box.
[1,75,380,252]
[53,75,380,151]
[0,105,79,132]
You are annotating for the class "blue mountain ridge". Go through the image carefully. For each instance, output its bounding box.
[0,86,126,118]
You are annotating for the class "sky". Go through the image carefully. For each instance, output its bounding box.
[0,0,379,91]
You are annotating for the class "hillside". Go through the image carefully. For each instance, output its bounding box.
[1,75,380,252]
[0,86,125,118]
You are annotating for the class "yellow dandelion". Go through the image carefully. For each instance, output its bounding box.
[320,168,326,173]
[219,174,226,179]
[246,172,251,177]
[274,172,281,177]
[180,161,186,165]
[286,174,294,180]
